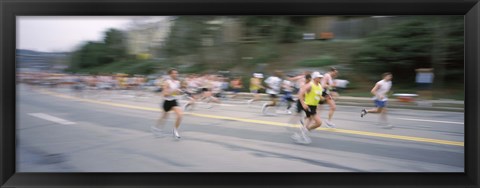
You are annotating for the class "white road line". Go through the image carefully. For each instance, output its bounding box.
[394,117,464,125]
[28,113,76,125]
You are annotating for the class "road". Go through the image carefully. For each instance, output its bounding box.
[16,84,464,172]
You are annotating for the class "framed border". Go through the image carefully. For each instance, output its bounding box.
[1,0,478,187]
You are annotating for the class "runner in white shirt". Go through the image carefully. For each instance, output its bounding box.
[282,75,296,114]
[151,68,183,139]
[182,75,200,111]
[211,76,224,98]
[202,75,221,103]
[262,70,284,114]
[361,72,394,129]
[320,67,339,128]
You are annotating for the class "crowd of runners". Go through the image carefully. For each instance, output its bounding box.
[18,72,237,96]
[18,67,393,145]
[146,67,392,144]
[18,72,148,90]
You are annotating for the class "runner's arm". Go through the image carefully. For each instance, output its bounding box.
[290,75,303,81]
[330,79,337,87]
[370,83,382,99]
[298,84,311,109]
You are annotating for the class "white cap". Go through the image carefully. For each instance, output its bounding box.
[311,72,323,79]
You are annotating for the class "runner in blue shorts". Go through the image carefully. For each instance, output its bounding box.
[361,72,394,129]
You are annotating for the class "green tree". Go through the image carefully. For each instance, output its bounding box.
[68,28,128,71]
[353,16,463,85]
[433,16,464,84]
[70,41,108,69]
[163,16,212,57]
[104,28,128,62]
[241,16,303,43]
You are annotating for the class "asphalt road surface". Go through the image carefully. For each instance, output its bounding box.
[16,84,464,172]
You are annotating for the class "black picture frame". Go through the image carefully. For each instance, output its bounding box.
[1,0,478,187]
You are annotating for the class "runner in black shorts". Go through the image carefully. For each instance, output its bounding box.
[151,68,183,139]
[292,72,324,144]
[289,73,313,144]
[293,74,311,114]
[262,70,283,114]
[163,100,178,112]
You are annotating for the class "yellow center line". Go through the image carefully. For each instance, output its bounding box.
[37,89,464,147]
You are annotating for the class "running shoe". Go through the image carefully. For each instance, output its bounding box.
[361,109,367,117]
[173,128,181,139]
[183,103,191,111]
[299,122,309,135]
[300,131,312,144]
[261,103,268,114]
[291,133,311,144]
[325,120,336,128]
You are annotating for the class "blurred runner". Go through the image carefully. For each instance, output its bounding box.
[288,73,312,143]
[320,67,339,128]
[281,74,296,114]
[134,75,146,99]
[201,75,221,105]
[151,68,183,139]
[182,75,201,111]
[262,70,283,114]
[292,72,324,144]
[211,75,225,100]
[230,77,243,99]
[288,71,312,124]
[360,72,394,129]
[247,73,264,105]
[184,75,221,110]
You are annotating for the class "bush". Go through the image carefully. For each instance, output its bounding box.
[244,43,280,65]
[298,55,336,67]
[125,61,158,75]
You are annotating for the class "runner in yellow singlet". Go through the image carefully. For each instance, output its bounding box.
[247,73,265,105]
[291,72,324,144]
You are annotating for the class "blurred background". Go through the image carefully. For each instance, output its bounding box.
[17,16,464,100]
[16,16,465,172]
